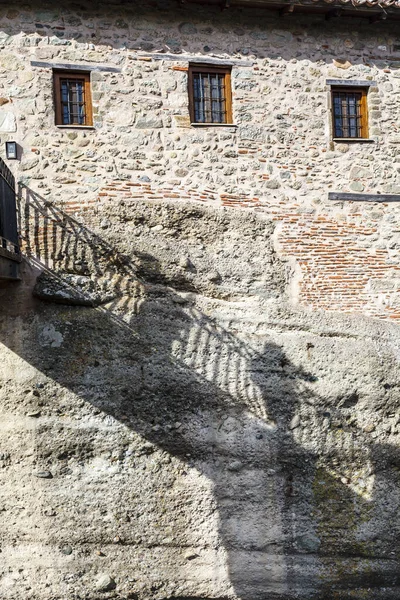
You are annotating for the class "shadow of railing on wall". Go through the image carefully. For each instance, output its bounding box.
[2,183,399,600]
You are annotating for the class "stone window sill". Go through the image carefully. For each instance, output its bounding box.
[190,123,238,128]
[56,125,96,130]
[333,138,375,143]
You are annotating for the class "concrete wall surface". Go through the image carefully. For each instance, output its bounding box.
[0,2,400,599]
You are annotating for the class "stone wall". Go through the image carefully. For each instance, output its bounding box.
[0,0,400,317]
[1,2,400,600]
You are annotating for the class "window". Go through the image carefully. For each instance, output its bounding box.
[54,71,93,126]
[331,87,368,139]
[188,65,232,124]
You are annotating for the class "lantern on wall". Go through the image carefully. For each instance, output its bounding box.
[5,141,17,160]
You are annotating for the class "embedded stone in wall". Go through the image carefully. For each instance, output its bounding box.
[333,59,352,69]
[0,111,16,132]
[349,165,374,180]
[136,116,163,128]
[33,271,120,307]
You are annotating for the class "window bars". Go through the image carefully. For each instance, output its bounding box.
[332,89,368,139]
[189,65,232,124]
[61,78,86,125]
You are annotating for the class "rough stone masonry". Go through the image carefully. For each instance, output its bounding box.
[0,1,400,599]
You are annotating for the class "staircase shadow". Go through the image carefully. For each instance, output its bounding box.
[0,185,399,599]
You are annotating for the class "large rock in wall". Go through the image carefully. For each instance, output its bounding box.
[1,199,400,599]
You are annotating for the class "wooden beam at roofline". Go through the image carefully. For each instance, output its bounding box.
[279,3,295,16]
[369,11,387,23]
[177,0,400,19]
[325,7,342,20]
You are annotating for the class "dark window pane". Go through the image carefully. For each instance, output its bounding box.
[333,90,364,138]
[62,105,69,125]
[192,70,228,123]
[60,78,86,125]
[61,82,69,103]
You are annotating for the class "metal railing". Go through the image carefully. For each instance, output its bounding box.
[0,156,20,265]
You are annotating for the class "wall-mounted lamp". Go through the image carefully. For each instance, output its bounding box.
[5,141,17,160]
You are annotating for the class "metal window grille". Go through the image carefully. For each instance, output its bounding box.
[60,78,86,125]
[193,72,227,124]
[333,91,364,138]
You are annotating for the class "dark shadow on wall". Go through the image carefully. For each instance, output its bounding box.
[1,187,400,599]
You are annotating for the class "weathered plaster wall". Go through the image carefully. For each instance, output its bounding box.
[1,198,400,599]
[0,2,400,600]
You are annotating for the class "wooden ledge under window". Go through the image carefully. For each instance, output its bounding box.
[56,125,96,130]
[190,122,237,127]
[333,138,375,143]
[328,192,400,203]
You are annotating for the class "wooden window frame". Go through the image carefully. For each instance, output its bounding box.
[188,64,233,125]
[54,71,93,127]
[331,86,369,141]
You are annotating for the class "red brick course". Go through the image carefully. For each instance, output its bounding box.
[91,180,400,320]
[21,180,400,321]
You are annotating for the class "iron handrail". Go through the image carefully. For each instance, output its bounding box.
[0,156,20,271]
[0,156,15,189]
[0,235,21,262]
